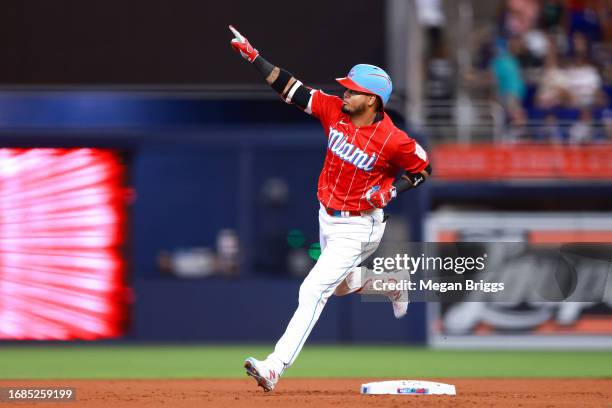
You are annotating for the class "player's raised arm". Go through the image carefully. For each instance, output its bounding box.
[228,25,312,111]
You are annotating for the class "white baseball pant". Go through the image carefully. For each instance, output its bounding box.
[268,203,386,369]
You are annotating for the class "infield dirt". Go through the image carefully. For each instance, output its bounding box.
[1,378,610,407]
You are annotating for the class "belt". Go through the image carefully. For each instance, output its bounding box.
[325,207,364,217]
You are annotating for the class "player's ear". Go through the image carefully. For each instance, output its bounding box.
[368,95,376,108]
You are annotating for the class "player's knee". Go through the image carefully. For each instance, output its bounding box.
[298,279,322,305]
[298,281,314,303]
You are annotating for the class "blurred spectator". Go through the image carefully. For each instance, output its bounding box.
[416,0,446,59]
[522,29,550,67]
[216,229,240,278]
[491,37,527,107]
[155,229,240,278]
[565,33,603,107]
[416,0,445,30]
[426,41,455,100]
[537,112,565,143]
[287,248,314,277]
[535,43,571,108]
[168,247,216,278]
[568,108,596,143]
[473,27,497,70]
[157,250,174,275]
[417,0,452,100]
[500,0,540,36]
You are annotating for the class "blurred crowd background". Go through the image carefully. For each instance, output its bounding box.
[411,0,612,143]
[0,0,610,346]
[467,0,612,143]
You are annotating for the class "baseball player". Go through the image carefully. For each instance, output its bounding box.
[229,25,431,392]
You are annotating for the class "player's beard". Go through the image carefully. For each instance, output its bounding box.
[342,101,367,116]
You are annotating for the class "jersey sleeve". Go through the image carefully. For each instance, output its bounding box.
[390,132,430,173]
[308,90,343,128]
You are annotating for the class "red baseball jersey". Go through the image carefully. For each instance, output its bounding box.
[307,90,429,211]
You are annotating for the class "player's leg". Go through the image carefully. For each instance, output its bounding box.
[245,212,384,391]
[333,265,366,296]
[319,215,328,251]
[320,210,362,297]
[333,225,410,318]
[267,210,385,369]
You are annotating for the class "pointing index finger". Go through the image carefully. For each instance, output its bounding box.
[228,25,244,41]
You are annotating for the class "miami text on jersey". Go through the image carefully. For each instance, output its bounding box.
[328,127,377,171]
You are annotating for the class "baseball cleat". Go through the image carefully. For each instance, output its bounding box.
[387,289,409,319]
[392,299,409,319]
[244,357,279,392]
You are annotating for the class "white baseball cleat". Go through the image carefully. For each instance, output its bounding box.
[244,357,280,392]
[386,289,409,319]
[392,299,409,319]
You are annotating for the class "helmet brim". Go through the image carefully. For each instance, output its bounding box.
[335,77,375,95]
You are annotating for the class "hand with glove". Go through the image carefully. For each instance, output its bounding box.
[364,185,397,209]
[229,25,260,63]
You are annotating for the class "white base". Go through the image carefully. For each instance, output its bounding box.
[361,380,456,395]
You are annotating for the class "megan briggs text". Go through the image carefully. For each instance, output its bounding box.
[373,279,505,293]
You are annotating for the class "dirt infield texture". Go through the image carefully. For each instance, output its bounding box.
[1,379,611,407]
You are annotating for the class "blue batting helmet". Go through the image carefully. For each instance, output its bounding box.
[336,64,393,105]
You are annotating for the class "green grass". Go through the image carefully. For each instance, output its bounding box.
[0,345,610,379]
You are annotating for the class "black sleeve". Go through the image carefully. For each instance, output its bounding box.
[393,164,432,194]
[252,55,275,78]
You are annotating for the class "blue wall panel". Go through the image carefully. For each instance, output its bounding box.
[131,145,240,277]
[129,278,425,344]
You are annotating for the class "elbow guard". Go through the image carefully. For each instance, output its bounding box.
[394,164,431,193]
[269,69,311,110]
[270,68,293,94]
[405,164,431,187]
[282,81,311,110]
